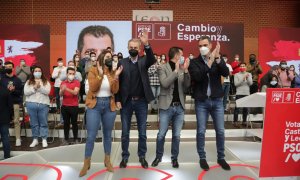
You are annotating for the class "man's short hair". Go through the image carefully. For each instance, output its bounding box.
[77,25,114,53]
[57,58,63,62]
[239,62,246,66]
[198,35,211,43]
[66,67,76,74]
[4,61,14,68]
[168,47,183,60]
[127,38,141,48]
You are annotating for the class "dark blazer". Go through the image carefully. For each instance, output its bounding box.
[188,55,229,101]
[116,46,156,104]
[0,85,13,124]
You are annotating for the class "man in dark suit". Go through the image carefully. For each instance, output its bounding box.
[188,36,231,171]
[116,31,156,169]
[151,47,190,168]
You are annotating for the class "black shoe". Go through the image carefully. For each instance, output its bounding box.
[139,157,148,169]
[119,159,128,168]
[217,159,231,170]
[199,159,209,171]
[172,159,179,168]
[151,158,161,167]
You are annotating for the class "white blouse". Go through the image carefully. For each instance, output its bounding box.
[85,75,112,97]
[24,80,51,105]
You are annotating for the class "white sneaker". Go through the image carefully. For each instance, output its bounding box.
[15,139,21,147]
[42,139,48,148]
[29,139,39,147]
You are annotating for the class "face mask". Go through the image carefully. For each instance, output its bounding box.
[91,57,96,61]
[235,57,239,61]
[118,56,123,60]
[223,58,228,62]
[249,58,256,64]
[240,67,246,72]
[290,68,294,71]
[199,46,209,56]
[68,75,75,81]
[161,56,166,60]
[75,58,80,62]
[5,68,12,74]
[179,56,185,65]
[129,49,139,57]
[104,58,113,71]
[270,80,277,86]
[281,64,287,69]
[189,55,194,59]
[33,72,42,79]
[58,62,63,67]
[85,54,90,58]
[20,61,25,66]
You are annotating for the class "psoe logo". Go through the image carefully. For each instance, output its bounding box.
[154,23,171,40]
[136,23,153,40]
[283,91,295,103]
[272,91,284,103]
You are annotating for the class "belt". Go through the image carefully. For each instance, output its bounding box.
[131,96,144,101]
[171,102,181,106]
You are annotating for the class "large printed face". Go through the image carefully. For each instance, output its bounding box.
[81,34,112,59]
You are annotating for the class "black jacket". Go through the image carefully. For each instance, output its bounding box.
[116,46,156,104]
[0,85,13,124]
[0,74,23,104]
[188,55,229,101]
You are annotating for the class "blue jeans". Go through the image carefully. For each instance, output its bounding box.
[150,85,160,110]
[121,98,148,159]
[222,82,230,109]
[26,102,49,139]
[156,105,184,160]
[85,97,116,158]
[0,123,10,159]
[195,98,225,160]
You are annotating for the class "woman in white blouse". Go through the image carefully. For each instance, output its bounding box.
[24,66,51,148]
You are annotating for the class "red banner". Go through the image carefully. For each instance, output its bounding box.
[133,22,244,61]
[260,88,300,177]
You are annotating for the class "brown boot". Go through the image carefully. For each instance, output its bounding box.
[104,154,114,172]
[79,158,91,177]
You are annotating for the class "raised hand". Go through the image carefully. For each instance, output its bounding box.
[182,57,190,71]
[139,30,149,46]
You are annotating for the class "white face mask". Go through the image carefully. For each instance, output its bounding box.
[179,56,185,65]
[20,61,25,66]
[161,56,166,60]
[223,58,228,62]
[235,57,239,61]
[270,80,277,86]
[58,62,63,67]
[189,55,194,59]
[75,58,80,61]
[33,72,42,79]
[91,57,96,61]
[199,46,210,56]
[68,75,75,81]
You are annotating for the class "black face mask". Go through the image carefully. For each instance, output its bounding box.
[5,68,12,74]
[249,58,256,64]
[105,58,113,71]
[129,49,138,57]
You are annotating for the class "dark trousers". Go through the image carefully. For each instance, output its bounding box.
[120,98,148,159]
[54,87,61,109]
[234,95,248,122]
[250,81,259,94]
[0,123,10,159]
[61,106,79,140]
